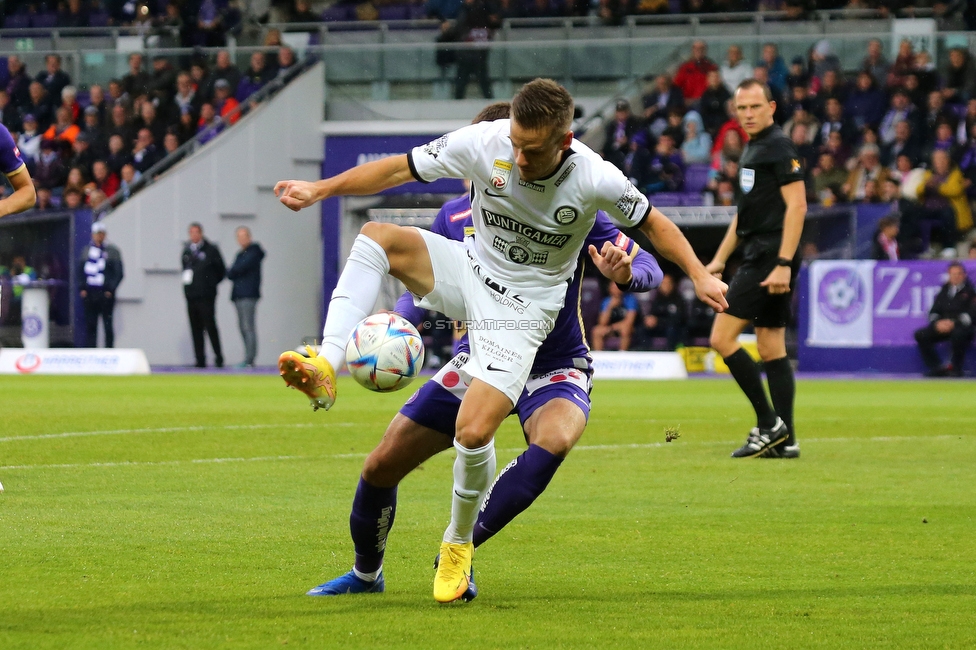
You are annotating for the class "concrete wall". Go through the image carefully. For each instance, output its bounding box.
[105,62,325,366]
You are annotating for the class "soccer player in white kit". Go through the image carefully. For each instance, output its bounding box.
[275,79,728,603]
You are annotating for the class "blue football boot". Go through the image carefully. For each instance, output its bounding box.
[306,570,385,596]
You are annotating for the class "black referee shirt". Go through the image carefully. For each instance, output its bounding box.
[736,124,805,239]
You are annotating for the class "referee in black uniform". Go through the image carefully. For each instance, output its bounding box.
[707,79,806,459]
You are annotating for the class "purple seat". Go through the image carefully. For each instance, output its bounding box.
[378,5,409,20]
[650,192,681,207]
[321,5,353,21]
[684,163,710,193]
[408,4,428,18]
[31,13,58,28]
[679,192,705,206]
[4,14,31,28]
[88,12,110,26]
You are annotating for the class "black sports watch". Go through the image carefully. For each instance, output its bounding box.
[775,257,792,267]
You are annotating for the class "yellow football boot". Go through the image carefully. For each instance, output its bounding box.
[433,541,473,604]
[278,345,337,411]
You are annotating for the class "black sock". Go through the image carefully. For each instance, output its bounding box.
[724,348,777,429]
[764,356,796,445]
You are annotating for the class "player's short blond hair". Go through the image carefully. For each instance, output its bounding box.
[511,79,573,139]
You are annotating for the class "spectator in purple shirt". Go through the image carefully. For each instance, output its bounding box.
[0,123,35,217]
[236,52,275,102]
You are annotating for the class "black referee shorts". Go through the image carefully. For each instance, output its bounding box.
[724,244,798,329]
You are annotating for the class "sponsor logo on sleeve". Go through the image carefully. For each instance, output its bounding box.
[450,208,472,222]
[790,158,802,173]
[614,182,642,220]
[614,232,630,249]
[421,135,449,159]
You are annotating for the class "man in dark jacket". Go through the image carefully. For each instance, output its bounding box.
[78,221,124,347]
[914,262,976,377]
[182,222,226,367]
[226,226,265,367]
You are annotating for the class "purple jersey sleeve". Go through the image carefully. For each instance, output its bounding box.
[583,211,663,293]
[0,124,26,177]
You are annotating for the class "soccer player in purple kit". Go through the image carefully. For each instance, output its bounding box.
[0,123,37,218]
[0,123,36,494]
[307,185,663,601]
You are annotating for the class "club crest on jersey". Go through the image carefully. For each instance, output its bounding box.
[740,168,755,193]
[554,206,578,225]
[490,159,513,191]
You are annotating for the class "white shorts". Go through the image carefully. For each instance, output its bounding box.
[413,228,563,404]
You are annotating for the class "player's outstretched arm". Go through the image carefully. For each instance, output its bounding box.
[274,155,416,212]
[639,206,729,312]
[0,168,36,218]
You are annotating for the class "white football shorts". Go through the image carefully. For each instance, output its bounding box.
[412,227,563,404]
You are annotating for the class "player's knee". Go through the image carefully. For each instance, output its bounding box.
[534,427,578,457]
[360,222,399,252]
[709,331,734,355]
[455,418,495,448]
[361,448,404,487]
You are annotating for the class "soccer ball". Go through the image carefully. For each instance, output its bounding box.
[345,313,425,392]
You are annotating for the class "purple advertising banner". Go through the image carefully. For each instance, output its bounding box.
[323,135,465,195]
[872,261,976,345]
[801,260,976,373]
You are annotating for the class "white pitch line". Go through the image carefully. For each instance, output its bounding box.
[0,422,356,443]
[0,434,970,473]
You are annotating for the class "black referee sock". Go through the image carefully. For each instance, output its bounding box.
[724,348,777,430]
[764,356,796,445]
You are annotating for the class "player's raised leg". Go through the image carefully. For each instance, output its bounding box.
[307,412,453,595]
[433,380,510,603]
[279,222,434,411]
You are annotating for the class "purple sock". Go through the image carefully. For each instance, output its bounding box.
[349,477,397,575]
[473,444,563,548]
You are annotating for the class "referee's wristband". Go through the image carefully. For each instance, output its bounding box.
[775,257,793,267]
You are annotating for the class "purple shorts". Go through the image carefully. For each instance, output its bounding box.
[399,353,592,437]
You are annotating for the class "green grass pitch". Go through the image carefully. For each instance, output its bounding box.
[1,374,974,649]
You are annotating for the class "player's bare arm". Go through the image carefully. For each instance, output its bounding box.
[275,155,416,211]
[706,214,739,279]
[587,241,633,285]
[0,168,37,218]
[640,207,729,311]
[760,180,806,295]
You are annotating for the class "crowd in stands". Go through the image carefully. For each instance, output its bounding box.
[3,0,244,46]
[0,47,298,211]
[602,38,976,259]
[589,273,718,351]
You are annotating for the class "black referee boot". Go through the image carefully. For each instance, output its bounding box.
[731,418,789,458]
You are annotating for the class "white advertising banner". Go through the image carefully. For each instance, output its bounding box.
[0,349,151,375]
[590,351,688,380]
[807,260,876,347]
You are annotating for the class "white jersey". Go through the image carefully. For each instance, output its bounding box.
[408,119,650,292]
